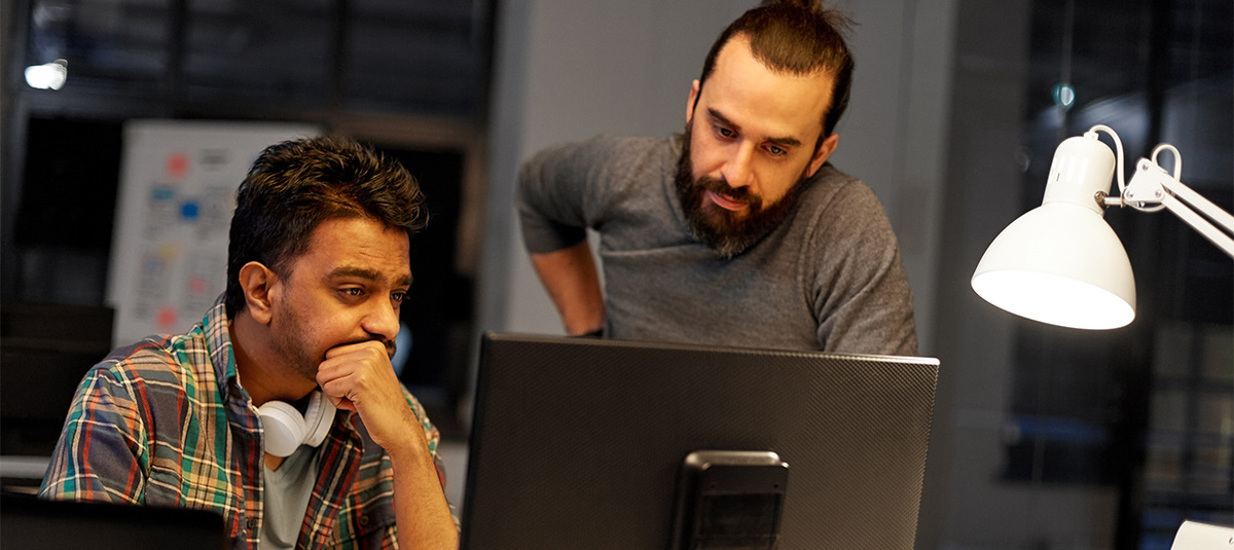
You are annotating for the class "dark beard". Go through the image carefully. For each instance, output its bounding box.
[272,289,324,383]
[673,126,807,258]
[271,284,396,383]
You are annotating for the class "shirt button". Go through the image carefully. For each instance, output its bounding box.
[246,518,258,530]
[359,515,370,527]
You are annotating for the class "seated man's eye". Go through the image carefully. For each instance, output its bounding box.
[391,292,406,303]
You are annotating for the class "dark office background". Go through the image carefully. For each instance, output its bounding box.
[1012,0,1232,546]
[2,0,1230,548]
[1,0,496,449]
[928,0,1231,548]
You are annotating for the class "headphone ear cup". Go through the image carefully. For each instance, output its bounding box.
[301,391,337,448]
[259,400,307,458]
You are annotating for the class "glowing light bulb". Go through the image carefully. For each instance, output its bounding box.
[25,59,68,90]
[1052,83,1076,110]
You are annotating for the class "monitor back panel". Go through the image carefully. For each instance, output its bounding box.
[462,333,940,549]
[1,494,226,549]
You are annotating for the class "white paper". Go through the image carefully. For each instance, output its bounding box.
[107,120,320,345]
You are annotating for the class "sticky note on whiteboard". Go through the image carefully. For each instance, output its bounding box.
[1171,520,1234,550]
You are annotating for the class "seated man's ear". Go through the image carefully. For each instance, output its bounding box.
[237,261,279,325]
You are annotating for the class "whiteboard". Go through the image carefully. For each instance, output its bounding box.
[107,120,321,346]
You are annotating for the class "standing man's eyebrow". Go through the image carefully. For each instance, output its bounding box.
[767,135,803,148]
[707,108,739,131]
[707,108,802,147]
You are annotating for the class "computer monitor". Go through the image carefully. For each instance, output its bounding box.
[0,493,226,549]
[461,333,940,549]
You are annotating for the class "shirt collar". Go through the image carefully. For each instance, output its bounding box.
[201,294,242,399]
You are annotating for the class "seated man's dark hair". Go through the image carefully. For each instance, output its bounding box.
[224,136,428,317]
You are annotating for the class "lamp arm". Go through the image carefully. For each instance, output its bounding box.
[1122,158,1234,258]
[1158,182,1234,258]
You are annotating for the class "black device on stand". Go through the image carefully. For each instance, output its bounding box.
[461,333,940,549]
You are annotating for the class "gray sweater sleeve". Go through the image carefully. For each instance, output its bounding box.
[804,176,918,356]
[517,135,629,254]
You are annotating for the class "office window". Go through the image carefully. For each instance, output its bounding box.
[345,0,491,117]
[1007,0,1232,547]
[183,0,333,106]
[24,0,170,93]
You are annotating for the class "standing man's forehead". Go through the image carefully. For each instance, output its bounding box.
[705,35,834,142]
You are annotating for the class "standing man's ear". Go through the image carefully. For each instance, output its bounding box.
[237,261,279,325]
[805,133,841,179]
[686,79,701,125]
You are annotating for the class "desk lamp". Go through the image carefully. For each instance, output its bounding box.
[971,124,1234,329]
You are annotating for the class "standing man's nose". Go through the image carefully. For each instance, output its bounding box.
[722,141,757,190]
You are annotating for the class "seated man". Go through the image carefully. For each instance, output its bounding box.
[40,136,458,549]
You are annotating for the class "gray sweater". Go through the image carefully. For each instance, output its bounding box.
[518,134,917,356]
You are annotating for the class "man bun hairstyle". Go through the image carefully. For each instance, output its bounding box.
[224,136,429,317]
[697,0,855,138]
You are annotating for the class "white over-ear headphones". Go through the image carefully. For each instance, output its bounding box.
[258,391,338,458]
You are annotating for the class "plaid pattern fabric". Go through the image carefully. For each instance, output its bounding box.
[39,296,447,549]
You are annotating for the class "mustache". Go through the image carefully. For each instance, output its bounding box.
[698,175,758,208]
[338,337,397,358]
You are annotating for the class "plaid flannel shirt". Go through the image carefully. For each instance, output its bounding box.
[39,297,449,549]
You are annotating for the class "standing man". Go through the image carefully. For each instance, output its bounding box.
[41,137,459,549]
[518,0,917,355]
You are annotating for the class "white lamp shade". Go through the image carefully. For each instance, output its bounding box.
[971,201,1136,330]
